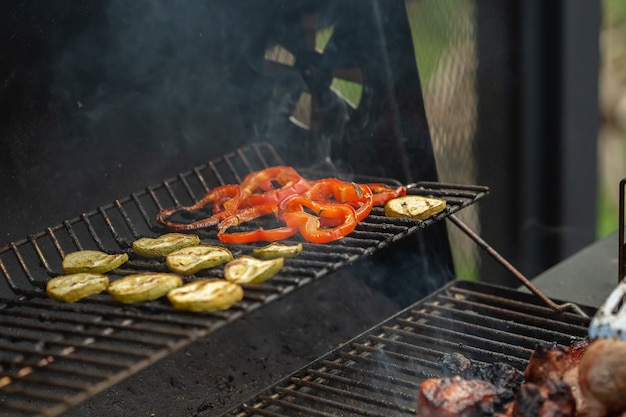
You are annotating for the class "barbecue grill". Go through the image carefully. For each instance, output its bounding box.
[0,1,602,416]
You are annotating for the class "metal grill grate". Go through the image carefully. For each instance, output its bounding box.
[0,143,487,417]
[223,280,593,417]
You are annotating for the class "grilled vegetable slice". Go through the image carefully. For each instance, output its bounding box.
[252,242,302,259]
[108,272,182,303]
[62,250,129,274]
[166,245,233,275]
[132,233,200,257]
[384,195,446,220]
[46,273,109,303]
[167,279,243,312]
[224,256,283,284]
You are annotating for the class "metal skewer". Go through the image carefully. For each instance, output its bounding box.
[447,213,589,318]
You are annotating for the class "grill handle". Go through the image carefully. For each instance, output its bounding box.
[447,214,588,318]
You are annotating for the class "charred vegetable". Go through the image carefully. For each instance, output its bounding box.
[167,279,243,312]
[108,272,182,304]
[166,245,233,275]
[224,256,283,284]
[384,195,446,220]
[62,250,129,274]
[252,242,302,259]
[46,273,109,303]
[132,233,200,257]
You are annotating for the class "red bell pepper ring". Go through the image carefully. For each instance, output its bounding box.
[217,203,298,244]
[241,166,310,206]
[305,178,373,223]
[279,195,357,244]
[366,183,407,206]
[156,184,243,230]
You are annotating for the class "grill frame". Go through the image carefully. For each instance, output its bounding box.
[223,279,594,417]
[0,142,487,417]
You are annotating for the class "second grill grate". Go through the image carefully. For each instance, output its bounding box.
[223,280,593,417]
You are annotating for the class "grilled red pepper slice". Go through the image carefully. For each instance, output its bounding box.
[156,184,243,230]
[241,166,310,206]
[305,178,373,224]
[279,196,357,244]
[366,183,407,206]
[217,203,297,244]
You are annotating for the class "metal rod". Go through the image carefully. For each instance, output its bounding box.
[447,214,588,318]
[617,178,626,284]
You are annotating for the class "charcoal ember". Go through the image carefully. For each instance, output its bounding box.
[512,380,576,417]
[440,353,473,375]
[440,353,524,391]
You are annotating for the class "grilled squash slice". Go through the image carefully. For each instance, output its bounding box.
[167,279,243,312]
[132,233,200,257]
[224,256,283,285]
[62,250,129,274]
[166,245,233,275]
[46,273,109,303]
[384,195,446,220]
[252,242,302,259]
[108,272,182,304]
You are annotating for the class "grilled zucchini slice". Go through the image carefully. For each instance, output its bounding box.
[46,273,109,303]
[252,242,302,259]
[132,233,201,257]
[224,256,283,285]
[108,272,182,304]
[62,250,129,274]
[384,195,446,220]
[166,245,233,275]
[167,279,243,312]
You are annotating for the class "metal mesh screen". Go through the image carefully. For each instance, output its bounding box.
[406,0,480,278]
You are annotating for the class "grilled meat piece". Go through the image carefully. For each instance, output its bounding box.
[418,376,502,417]
[513,380,576,417]
[525,339,590,385]
[419,339,601,417]
[578,338,626,416]
[524,339,594,416]
[441,353,524,391]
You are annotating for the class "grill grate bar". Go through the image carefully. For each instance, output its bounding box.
[268,387,386,417]
[335,350,429,380]
[412,304,581,347]
[398,312,549,351]
[291,378,410,411]
[223,280,593,417]
[0,360,112,381]
[380,325,531,367]
[350,342,439,372]
[243,399,337,417]
[0,398,50,417]
[320,358,431,388]
[448,285,589,321]
[435,293,589,337]
[304,369,417,402]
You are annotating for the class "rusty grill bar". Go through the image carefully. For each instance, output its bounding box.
[224,280,594,417]
[0,143,487,417]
